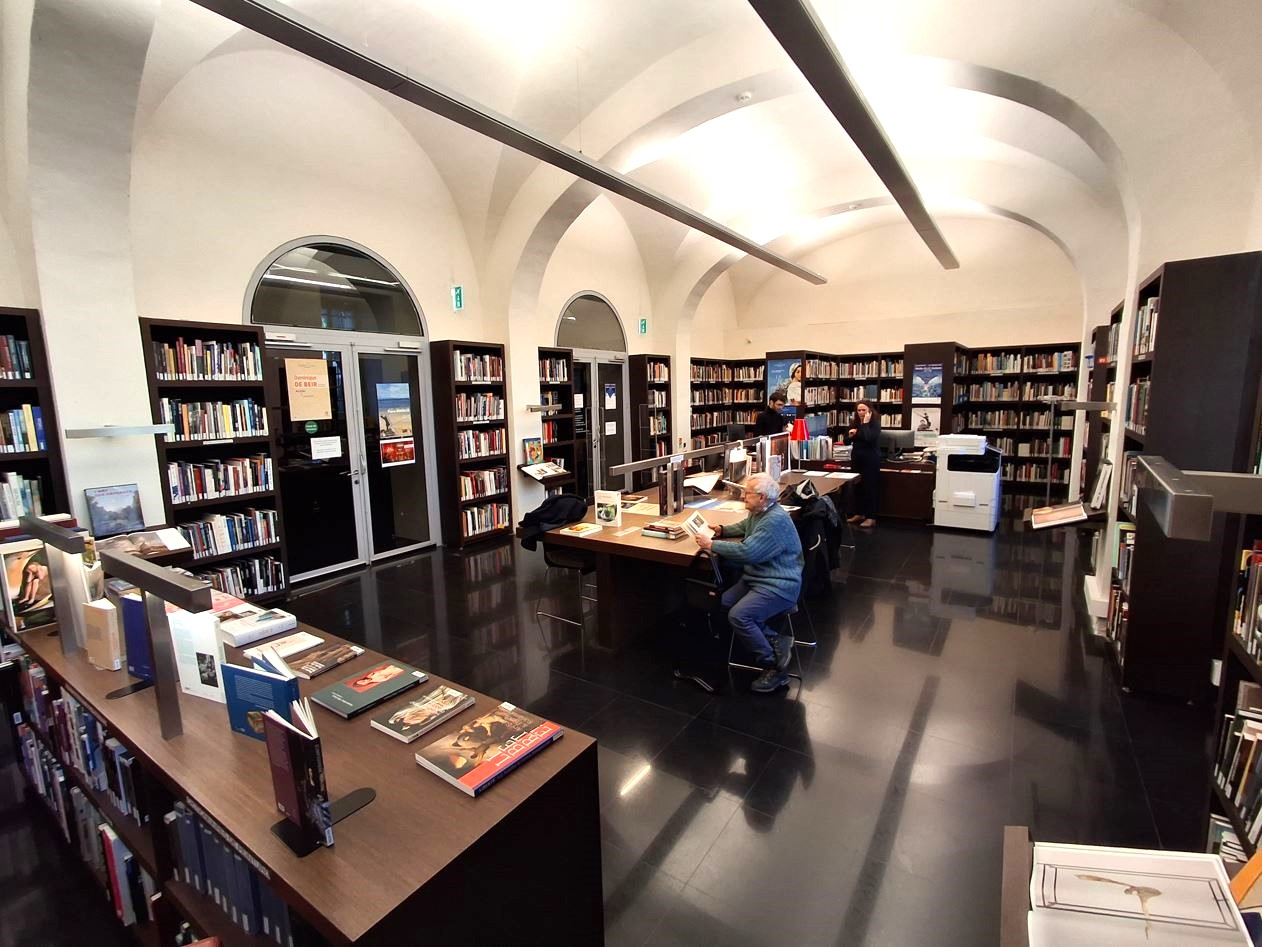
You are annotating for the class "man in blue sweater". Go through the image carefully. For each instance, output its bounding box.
[693,473,804,693]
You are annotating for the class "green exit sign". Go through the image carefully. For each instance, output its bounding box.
[451,285,464,311]
[638,318,647,335]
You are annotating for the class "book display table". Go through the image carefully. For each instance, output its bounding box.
[14,623,602,945]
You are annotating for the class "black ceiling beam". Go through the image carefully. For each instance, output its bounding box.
[747,0,959,269]
[185,0,827,285]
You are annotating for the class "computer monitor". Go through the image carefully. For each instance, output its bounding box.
[878,428,917,457]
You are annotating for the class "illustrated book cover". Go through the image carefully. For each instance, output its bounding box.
[369,684,475,743]
[414,701,563,796]
[262,698,334,849]
[310,660,427,717]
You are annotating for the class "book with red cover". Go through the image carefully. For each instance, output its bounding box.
[414,701,563,796]
[262,699,334,848]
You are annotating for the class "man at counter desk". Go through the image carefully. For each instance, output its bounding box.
[691,473,804,693]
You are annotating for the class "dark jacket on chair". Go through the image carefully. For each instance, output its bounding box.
[518,494,588,551]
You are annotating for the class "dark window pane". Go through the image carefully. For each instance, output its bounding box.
[251,243,423,335]
[557,294,625,351]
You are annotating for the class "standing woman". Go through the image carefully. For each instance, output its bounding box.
[844,399,881,528]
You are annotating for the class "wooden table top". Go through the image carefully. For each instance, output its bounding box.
[18,623,595,945]
[544,471,854,566]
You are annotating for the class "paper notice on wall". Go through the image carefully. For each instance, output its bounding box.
[604,384,617,409]
[604,421,617,435]
[380,437,416,467]
[310,435,342,460]
[285,358,332,421]
[574,394,585,410]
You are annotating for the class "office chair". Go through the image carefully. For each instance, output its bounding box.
[534,545,597,633]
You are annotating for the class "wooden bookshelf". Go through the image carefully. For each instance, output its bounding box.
[958,341,1080,509]
[537,346,577,495]
[138,318,288,602]
[1109,252,1262,701]
[835,351,904,432]
[0,307,70,518]
[628,354,672,491]
[6,617,602,947]
[429,339,512,548]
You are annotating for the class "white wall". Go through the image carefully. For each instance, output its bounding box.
[0,211,26,305]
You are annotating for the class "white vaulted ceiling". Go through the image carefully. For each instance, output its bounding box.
[133,0,1262,340]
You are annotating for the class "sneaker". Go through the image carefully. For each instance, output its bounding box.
[846,514,863,524]
[859,518,876,529]
[751,667,789,693]
[772,634,795,671]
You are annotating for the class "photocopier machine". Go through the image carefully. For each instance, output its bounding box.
[932,434,1002,532]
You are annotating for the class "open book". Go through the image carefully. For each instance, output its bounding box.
[680,511,713,540]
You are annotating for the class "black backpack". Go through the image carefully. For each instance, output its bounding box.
[518,493,589,551]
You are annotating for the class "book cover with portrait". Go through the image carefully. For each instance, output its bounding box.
[310,660,428,718]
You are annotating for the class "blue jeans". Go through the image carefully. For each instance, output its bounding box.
[722,579,797,668]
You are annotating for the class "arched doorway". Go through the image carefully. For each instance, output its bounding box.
[246,238,437,580]
[556,292,630,498]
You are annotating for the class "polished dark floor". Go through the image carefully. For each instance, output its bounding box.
[1,519,1213,946]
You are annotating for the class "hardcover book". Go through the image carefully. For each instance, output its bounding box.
[414,701,563,796]
[262,698,334,849]
[522,437,543,463]
[288,643,366,680]
[214,602,297,647]
[222,657,300,741]
[243,630,323,663]
[310,660,427,717]
[369,684,475,743]
[83,599,122,671]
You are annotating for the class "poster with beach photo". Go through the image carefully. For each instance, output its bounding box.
[375,382,414,438]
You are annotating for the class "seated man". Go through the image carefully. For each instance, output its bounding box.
[692,473,804,693]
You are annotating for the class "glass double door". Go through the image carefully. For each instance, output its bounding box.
[572,354,629,499]
[266,338,434,581]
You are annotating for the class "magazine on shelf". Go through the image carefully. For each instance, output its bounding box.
[1029,501,1089,530]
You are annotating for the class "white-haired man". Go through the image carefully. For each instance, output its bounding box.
[693,473,804,693]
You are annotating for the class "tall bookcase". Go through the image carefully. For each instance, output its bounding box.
[139,318,288,601]
[536,346,577,496]
[765,348,840,432]
[689,357,732,450]
[1082,312,1118,496]
[628,354,672,490]
[0,307,70,520]
[836,351,904,431]
[1106,252,1262,700]
[958,341,1079,511]
[430,339,512,548]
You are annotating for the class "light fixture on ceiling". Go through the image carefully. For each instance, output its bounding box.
[736,91,753,104]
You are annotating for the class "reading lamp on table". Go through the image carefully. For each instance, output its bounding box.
[790,418,809,471]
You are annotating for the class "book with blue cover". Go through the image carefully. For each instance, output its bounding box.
[119,592,153,682]
[222,654,300,741]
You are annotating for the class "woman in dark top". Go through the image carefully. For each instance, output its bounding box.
[844,399,881,528]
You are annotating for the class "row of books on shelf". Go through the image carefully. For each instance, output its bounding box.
[966,409,1075,429]
[538,357,568,382]
[1023,382,1077,399]
[0,402,47,452]
[459,466,508,500]
[462,502,510,538]
[689,387,765,405]
[1214,681,1262,849]
[1118,451,1140,515]
[644,361,670,382]
[454,350,504,383]
[159,397,268,441]
[457,427,506,459]
[690,363,761,383]
[970,352,1022,374]
[1115,521,1136,589]
[1023,350,1077,373]
[454,392,505,423]
[838,358,901,378]
[177,507,279,559]
[16,724,160,932]
[0,470,46,519]
[1125,377,1150,434]
[643,413,669,435]
[1001,460,1071,483]
[690,409,758,429]
[152,337,263,382]
[1207,814,1248,870]
[1106,584,1129,668]
[195,555,285,598]
[991,436,1073,458]
[1104,321,1121,362]
[838,385,903,402]
[0,334,33,378]
[541,420,568,442]
[168,454,273,505]
[1233,540,1262,662]
[1133,295,1160,356]
[646,389,667,407]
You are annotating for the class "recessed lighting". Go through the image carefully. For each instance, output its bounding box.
[736,91,753,104]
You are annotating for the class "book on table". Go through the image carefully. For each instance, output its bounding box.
[414,701,563,796]
[262,697,334,849]
[285,642,366,680]
[309,660,427,718]
[594,489,622,527]
[557,522,601,537]
[222,647,301,741]
[213,602,297,647]
[82,599,122,671]
[642,519,686,540]
[369,684,475,743]
[243,629,323,662]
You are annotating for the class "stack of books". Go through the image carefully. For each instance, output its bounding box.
[1214,681,1262,849]
[641,519,686,540]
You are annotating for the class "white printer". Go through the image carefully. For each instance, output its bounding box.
[933,434,1001,531]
